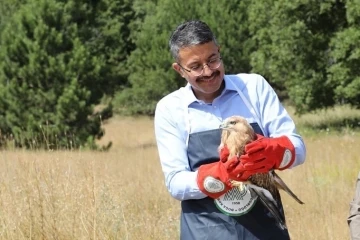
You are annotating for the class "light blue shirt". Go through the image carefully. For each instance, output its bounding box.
[154,73,306,201]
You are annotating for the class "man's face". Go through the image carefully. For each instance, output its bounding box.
[172,41,225,103]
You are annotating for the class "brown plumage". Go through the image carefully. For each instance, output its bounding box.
[219,116,304,230]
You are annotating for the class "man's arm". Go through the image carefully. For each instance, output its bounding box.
[154,100,207,201]
[255,74,306,168]
[348,171,360,240]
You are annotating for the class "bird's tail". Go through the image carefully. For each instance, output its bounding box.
[272,171,304,205]
[248,185,287,230]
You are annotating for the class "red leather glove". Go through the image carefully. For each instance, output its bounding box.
[229,134,295,180]
[219,145,230,162]
[220,145,255,182]
[197,149,238,199]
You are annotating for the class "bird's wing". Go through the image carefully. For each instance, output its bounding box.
[272,171,304,205]
[248,184,287,230]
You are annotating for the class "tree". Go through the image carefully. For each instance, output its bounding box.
[88,0,136,95]
[0,0,25,35]
[328,0,360,107]
[0,0,115,149]
[114,0,252,115]
[248,0,347,114]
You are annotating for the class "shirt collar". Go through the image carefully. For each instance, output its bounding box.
[183,75,238,106]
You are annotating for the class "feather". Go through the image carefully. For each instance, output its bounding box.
[272,171,304,205]
[248,185,287,230]
[219,116,304,229]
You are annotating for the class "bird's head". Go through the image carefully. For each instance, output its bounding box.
[219,116,256,157]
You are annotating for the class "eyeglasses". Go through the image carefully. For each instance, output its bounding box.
[178,57,222,77]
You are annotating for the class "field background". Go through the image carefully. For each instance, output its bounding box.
[1,106,360,240]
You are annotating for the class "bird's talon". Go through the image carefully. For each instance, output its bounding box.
[239,182,245,191]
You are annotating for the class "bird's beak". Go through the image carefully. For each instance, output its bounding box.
[219,122,228,129]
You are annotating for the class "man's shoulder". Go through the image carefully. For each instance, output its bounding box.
[156,86,186,109]
[227,73,264,82]
[226,73,266,90]
[155,87,188,126]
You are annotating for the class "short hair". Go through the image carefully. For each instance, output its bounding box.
[169,20,218,61]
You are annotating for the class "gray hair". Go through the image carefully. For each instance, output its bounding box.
[169,20,218,61]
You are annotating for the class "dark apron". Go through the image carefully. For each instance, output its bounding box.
[181,123,290,240]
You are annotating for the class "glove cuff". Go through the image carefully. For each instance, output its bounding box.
[197,162,232,199]
[276,136,296,170]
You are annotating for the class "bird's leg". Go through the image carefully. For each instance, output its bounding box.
[229,153,247,191]
[230,180,249,191]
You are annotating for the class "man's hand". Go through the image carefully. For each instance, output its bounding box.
[243,134,295,170]
[197,161,233,199]
[232,134,295,179]
[219,145,230,162]
[221,135,295,181]
[197,146,240,199]
[201,135,295,194]
[218,145,254,182]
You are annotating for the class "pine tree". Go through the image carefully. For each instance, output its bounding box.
[114,0,252,115]
[0,0,115,149]
[328,0,360,107]
[248,0,347,113]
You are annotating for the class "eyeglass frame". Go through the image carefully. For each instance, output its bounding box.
[177,56,222,77]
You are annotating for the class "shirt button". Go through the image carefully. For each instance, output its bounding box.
[214,105,217,108]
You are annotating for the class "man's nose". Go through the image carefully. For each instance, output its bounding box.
[202,64,213,76]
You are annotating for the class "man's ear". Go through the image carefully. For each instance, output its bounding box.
[172,63,185,78]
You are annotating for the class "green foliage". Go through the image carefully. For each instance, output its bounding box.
[114,0,253,115]
[289,104,360,136]
[0,0,25,35]
[2,0,360,143]
[0,0,117,149]
[248,0,347,114]
[113,0,184,115]
[115,0,360,116]
[328,1,360,107]
[89,0,135,94]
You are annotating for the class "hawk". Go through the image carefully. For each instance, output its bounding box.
[219,115,304,229]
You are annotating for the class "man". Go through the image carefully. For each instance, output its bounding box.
[154,20,306,240]
[348,171,360,240]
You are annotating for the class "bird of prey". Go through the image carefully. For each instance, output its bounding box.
[219,115,304,230]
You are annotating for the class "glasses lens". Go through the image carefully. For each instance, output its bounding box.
[208,58,221,69]
[190,58,222,77]
[192,69,203,77]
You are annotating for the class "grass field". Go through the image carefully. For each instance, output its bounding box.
[0,106,360,239]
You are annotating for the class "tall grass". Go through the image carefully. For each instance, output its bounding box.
[0,108,359,239]
[288,104,360,136]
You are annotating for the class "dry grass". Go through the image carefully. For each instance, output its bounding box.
[288,104,360,135]
[280,134,360,239]
[0,114,359,239]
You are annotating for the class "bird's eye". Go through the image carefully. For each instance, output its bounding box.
[229,121,236,125]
